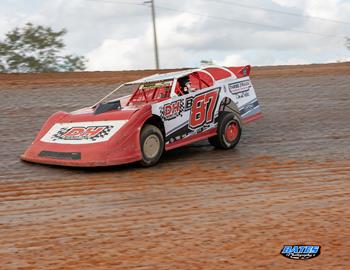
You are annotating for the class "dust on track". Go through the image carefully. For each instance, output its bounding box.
[0,63,349,269]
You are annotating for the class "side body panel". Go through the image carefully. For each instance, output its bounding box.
[152,76,261,149]
[226,76,262,123]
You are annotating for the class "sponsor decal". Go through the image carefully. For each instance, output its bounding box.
[160,99,185,121]
[184,97,194,111]
[228,80,251,94]
[142,81,172,90]
[167,130,195,144]
[233,90,250,99]
[41,120,127,144]
[169,135,187,143]
[239,99,260,116]
[52,126,111,141]
[280,245,321,260]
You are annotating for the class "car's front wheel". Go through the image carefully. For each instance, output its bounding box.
[139,124,164,167]
[209,112,242,149]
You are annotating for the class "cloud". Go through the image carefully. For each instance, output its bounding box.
[217,54,250,67]
[87,38,153,70]
[0,0,349,70]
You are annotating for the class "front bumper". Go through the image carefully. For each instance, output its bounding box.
[21,131,142,167]
[21,152,140,167]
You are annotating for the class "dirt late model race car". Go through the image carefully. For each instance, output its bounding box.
[21,65,262,167]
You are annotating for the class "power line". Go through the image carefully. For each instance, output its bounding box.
[82,0,344,38]
[154,4,344,38]
[204,0,350,25]
[84,0,144,7]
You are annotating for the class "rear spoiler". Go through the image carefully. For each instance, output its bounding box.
[227,65,251,78]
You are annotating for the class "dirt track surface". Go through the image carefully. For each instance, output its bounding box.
[0,63,349,269]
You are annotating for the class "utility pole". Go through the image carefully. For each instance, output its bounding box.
[145,0,159,69]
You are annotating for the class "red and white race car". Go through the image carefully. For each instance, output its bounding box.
[21,65,262,167]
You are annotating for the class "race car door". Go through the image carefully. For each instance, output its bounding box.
[152,72,219,145]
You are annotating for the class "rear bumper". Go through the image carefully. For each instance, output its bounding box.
[242,112,263,124]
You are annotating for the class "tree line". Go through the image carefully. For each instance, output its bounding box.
[0,23,86,73]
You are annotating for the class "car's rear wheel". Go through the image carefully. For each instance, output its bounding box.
[209,112,242,149]
[139,124,164,167]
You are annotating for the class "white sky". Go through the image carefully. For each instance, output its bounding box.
[1,0,350,70]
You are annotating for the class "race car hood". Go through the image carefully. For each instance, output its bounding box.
[63,106,138,121]
[33,105,141,143]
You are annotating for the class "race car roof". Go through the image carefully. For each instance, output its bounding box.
[125,65,240,85]
[125,69,197,85]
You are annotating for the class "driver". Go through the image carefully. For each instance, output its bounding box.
[178,76,193,95]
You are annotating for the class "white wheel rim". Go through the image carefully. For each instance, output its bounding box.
[143,134,160,159]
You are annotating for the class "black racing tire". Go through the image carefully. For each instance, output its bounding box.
[139,124,164,167]
[208,112,242,149]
